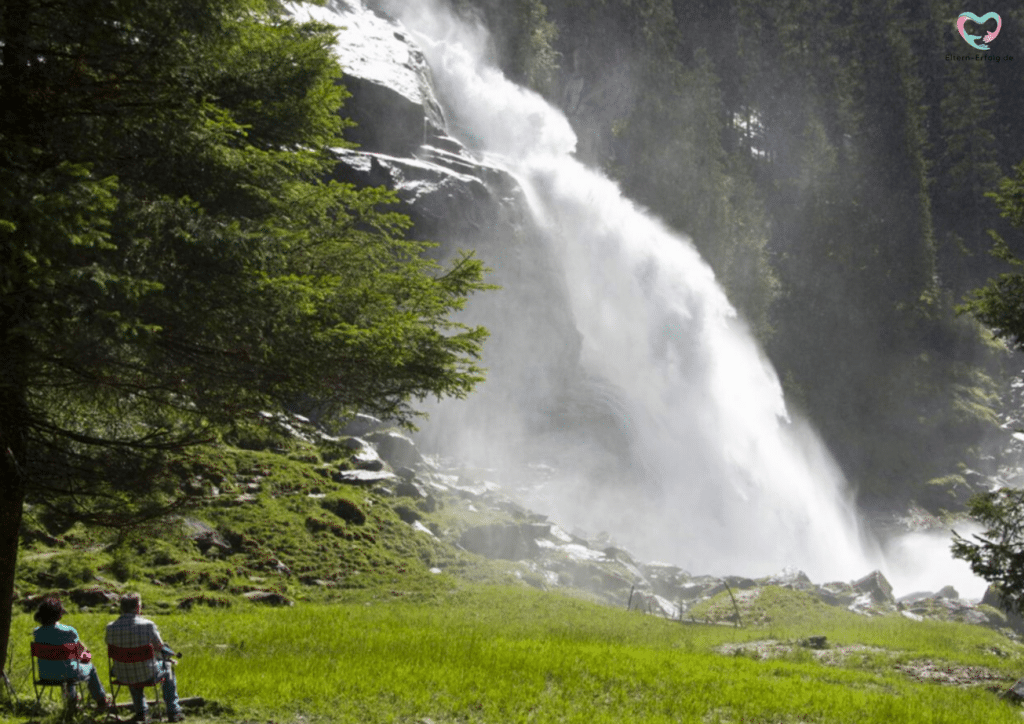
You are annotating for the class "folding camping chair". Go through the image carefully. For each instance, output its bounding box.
[107,644,169,721]
[30,642,81,709]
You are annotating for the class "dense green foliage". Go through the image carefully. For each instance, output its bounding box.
[5,587,1023,723]
[953,488,1024,615]
[462,0,1024,509]
[952,162,1024,609]
[0,0,490,672]
[961,160,1024,348]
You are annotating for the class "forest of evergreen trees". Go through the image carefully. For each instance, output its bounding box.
[456,0,1024,511]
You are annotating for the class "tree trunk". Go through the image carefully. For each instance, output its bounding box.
[0,0,34,674]
[0,456,25,675]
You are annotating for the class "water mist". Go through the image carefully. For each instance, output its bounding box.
[385,6,877,583]
[332,0,990,595]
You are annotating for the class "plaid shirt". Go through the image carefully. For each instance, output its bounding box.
[105,614,164,683]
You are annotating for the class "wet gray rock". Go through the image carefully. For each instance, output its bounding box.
[853,570,895,605]
[724,576,757,590]
[678,576,729,601]
[460,524,542,561]
[393,479,429,499]
[762,568,814,591]
[331,469,398,487]
[314,1,444,156]
[896,590,934,604]
[392,505,421,524]
[352,444,386,472]
[68,588,120,608]
[181,517,232,555]
[393,479,437,513]
[982,585,1024,635]
[367,431,423,468]
[320,496,367,526]
[242,590,294,607]
[933,585,959,600]
[321,1,585,462]
[641,563,692,600]
[339,414,388,437]
[817,581,858,607]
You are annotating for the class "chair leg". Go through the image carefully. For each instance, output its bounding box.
[2,671,18,714]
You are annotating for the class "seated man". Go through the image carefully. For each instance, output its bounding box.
[106,592,184,723]
[32,596,111,710]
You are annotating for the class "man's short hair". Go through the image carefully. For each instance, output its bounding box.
[120,592,142,614]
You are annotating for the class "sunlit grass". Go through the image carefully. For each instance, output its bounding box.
[4,585,1022,724]
[689,586,1024,671]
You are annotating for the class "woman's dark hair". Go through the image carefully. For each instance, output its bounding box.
[34,597,67,626]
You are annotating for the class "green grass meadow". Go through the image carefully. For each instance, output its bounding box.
[4,585,1024,724]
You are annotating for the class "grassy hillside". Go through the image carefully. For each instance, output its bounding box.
[14,424,526,610]
[6,424,1024,722]
[4,586,1024,723]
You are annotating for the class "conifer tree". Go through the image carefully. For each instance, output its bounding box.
[0,0,489,671]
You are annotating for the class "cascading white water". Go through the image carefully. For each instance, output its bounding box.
[393,9,880,582]
[309,0,993,595]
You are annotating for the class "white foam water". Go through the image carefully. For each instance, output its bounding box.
[323,0,990,594]
[403,24,877,581]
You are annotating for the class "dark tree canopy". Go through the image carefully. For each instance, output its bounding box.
[953,488,1024,615]
[961,160,1024,347]
[0,0,489,671]
[951,159,1024,604]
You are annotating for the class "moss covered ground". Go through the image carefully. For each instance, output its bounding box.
[6,431,1024,723]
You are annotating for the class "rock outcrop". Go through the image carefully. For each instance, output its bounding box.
[302,1,611,466]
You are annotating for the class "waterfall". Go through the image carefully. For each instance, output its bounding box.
[390,10,881,582]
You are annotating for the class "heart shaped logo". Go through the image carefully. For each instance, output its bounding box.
[957,11,1002,50]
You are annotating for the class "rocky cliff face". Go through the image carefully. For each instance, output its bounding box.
[299,1,603,463]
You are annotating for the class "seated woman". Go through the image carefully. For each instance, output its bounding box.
[33,596,111,710]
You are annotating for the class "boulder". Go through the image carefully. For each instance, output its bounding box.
[674,576,727,602]
[853,570,895,605]
[896,590,934,604]
[393,479,437,513]
[177,594,231,610]
[181,517,232,555]
[394,466,417,481]
[352,444,385,472]
[339,415,387,437]
[331,469,398,487]
[392,505,420,525]
[763,568,814,591]
[411,520,436,537]
[817,581,858,608]
[1004,677,1024,703]
[981,585,1024,634]
[460,524,542,561]
[802,636,828,649]
[723,576,757,590]
[933,585,959,600]
[67,588,119,608]
[367,431,423,468]
[242,591,294,607]
[294,1,444,156]
[320,496,367,526]
[394,479,429,500]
